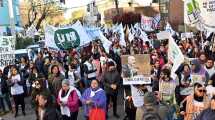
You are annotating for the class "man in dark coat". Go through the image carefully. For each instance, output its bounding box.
[102,61,121,118]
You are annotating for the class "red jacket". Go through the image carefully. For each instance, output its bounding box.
[57,89,79,112]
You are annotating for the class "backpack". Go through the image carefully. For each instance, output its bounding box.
[142,106,162,120]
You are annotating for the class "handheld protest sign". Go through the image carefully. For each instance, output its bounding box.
[122,54,151,85]
[0,36,15,69]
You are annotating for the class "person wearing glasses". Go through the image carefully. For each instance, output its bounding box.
[180,83,210,120]
[194,95,215,120]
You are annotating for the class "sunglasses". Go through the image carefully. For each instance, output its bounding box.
[198,89,206,93]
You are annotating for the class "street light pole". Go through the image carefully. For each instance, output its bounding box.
[8,0,16,37]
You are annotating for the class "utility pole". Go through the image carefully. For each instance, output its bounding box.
[114,0,119,15]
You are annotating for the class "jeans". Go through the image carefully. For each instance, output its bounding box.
[0,93,12,111]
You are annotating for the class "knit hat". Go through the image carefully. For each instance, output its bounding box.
[144,92,157,106]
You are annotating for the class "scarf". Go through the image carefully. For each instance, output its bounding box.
[90,88,102,98]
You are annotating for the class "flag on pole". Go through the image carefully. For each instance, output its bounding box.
[168,34,185,78]
[112,23,126,46]
[152,14,161,29]
[165,22,175,36]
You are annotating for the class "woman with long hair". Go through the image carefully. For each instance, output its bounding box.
[48,65,64,97]
[8,67,25,117]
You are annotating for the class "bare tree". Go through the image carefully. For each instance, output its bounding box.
[25,0,62,30]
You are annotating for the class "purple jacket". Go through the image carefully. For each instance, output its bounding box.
[81,87,106,117]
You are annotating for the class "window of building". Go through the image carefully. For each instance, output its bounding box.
[0,0,3,7]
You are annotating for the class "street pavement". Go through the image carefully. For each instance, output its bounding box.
[1,89,125,120]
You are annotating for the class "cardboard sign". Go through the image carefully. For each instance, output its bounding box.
[131,85,144,107]
[122,54,151,85]
[0,36,15,69]
[191,74,204,85]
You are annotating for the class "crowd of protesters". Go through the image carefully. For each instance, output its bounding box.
[0,29,215,120]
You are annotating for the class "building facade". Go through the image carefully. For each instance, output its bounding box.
[0,0,21,35]
[169,0,184,31]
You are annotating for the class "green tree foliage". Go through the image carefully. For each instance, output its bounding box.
[15,37,34,49]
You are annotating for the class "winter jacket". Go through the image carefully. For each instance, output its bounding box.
[102,69,120,95]
[35,58,44,74]
[0,75,9,94]
[81,87,106,117]
[48,74,64,97]
[57,89,79,112]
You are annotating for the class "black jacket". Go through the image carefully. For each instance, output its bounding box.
[43,107,62,120]
[102,69,120,95]
[0,75,9,94]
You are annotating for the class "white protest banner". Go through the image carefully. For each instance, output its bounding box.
[131,85,144,107]
[26,24,37,38]
[181,32,194,39]
[71,21,92,46]
[139,30,149,42]
[112,23,126,46]
[165,22,175,36]
[44,25,59,50]
[85,27,112,53]
[184,0,215,32]
[156,31,170,40]
[141,15,154,31]
[45,21,92,50]
[199,0,215,32]
[0,36,15,69]
[123,75,151,85]
[168,34,185,78]
[184,0,201,27]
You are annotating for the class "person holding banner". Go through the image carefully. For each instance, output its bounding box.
[190,59,209,86]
